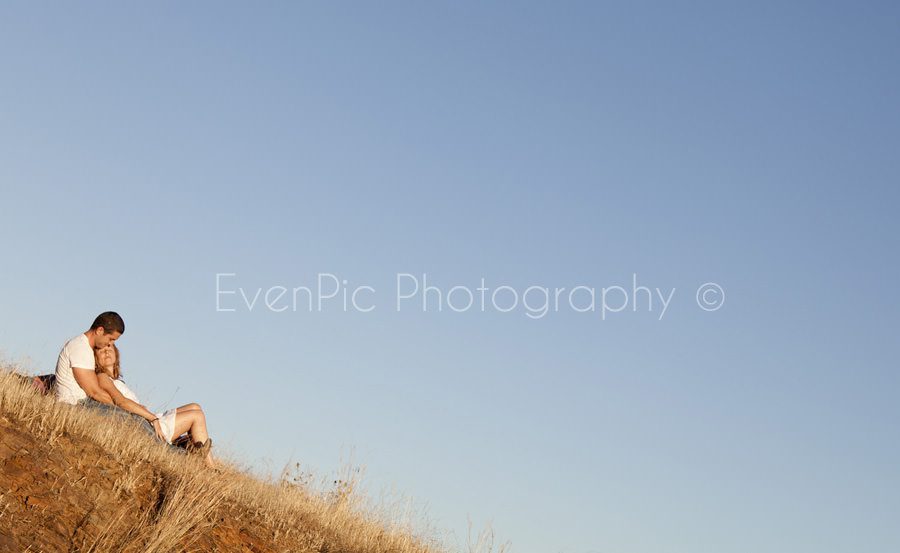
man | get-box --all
[54,311,125,405]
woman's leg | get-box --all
[176,403,203,415]
[172,404,209,444]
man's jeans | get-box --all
[77,398,156,439]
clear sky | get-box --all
[1,2,899,552]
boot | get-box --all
[189,438,213,457]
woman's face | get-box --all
[96,345,116,372]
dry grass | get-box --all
[0,362,510,553]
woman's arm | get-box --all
[96,373,157,422]
[96,374,165,440]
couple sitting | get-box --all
[53,311,213,464]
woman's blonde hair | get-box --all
[94,344,121,380]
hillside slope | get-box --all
[0,367,439,553]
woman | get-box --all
[94,344,214,464]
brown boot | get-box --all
[188,438,213,464]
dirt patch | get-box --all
[0,416,274,552]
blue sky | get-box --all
[1,2,899,552]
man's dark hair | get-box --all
[90,311,125,334]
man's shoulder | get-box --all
[62,334,89,351]
[59,334,94,371]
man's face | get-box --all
[95,328,122,349]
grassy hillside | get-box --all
[0,365,502,552]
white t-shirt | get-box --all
[54,334,95,405]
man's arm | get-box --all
[72,368,114,404]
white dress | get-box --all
[112,379,178,444]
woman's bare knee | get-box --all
[176,403,203,415]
